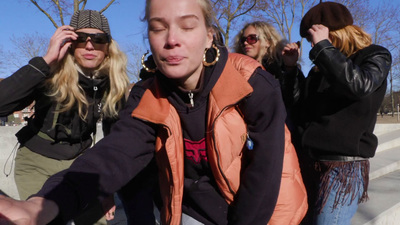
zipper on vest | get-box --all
[211,104,237,195]
[188,91,194,107]
[210,93,252,196]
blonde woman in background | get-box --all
[234,21,304,132]
[0,10,129,224]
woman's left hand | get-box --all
[308,24,330,46]
[282,42,300,68]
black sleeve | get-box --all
[310,40,392,100]
[35,84,157,222]
[228,68,286,225]
[0,57,50,116]
[280,67,305,110]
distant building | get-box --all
[12,102,35,125]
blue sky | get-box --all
[0,0,148,78]
[2,1,391,80]
[0,1,314,79]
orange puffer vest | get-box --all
[131,53,307,225]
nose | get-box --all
[84,37,95,50]
[164,29,180,49]
[241,39,249,47]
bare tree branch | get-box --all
[29,0,59,28]
[78,0,88,11]
[211,0,259,46]
[125,43,146,82]
[7,32,49,70]
[27,0,117,28]
[100,0,116,13]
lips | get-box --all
[164,56,184,64]
[83,54,96,60]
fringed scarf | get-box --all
[315,160,369,213]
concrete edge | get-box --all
[370,161,400,180]
[362,202,400,225]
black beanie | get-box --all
[300,2,353,37]
[70,10,111,36]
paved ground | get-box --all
[376,114,400,124]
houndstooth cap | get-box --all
[70,10,111,35]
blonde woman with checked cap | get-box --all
[0,9,129,225]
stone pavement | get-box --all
[0,125,22,199]
[351,122,400,225]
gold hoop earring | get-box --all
[203,44,220,67]
[141,50,157,73]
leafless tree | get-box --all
[359,0,400,114]
[6,32,49,72]
[248,0,317,65]
[27,0,116,28]
[211,0,260,47]
[334,0,370,28]
[124,43,146,82]
[255,0,317,43]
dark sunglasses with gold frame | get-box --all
[240,34,259,45]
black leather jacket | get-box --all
[0,57,119,159]
[263,60,305,132]
[293,40,392,158]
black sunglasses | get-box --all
[240,34,259,45]
[75,32,111,44]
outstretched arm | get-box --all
[0,196,58,225]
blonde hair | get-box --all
[329,25,372,57]
[234,21,287,65]
[144,0,215,29]
[46,40,129,120]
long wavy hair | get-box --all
[329,25,372,57]
[234,21,287,66]
[46,40,129,120]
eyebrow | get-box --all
[149,14,200,23]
